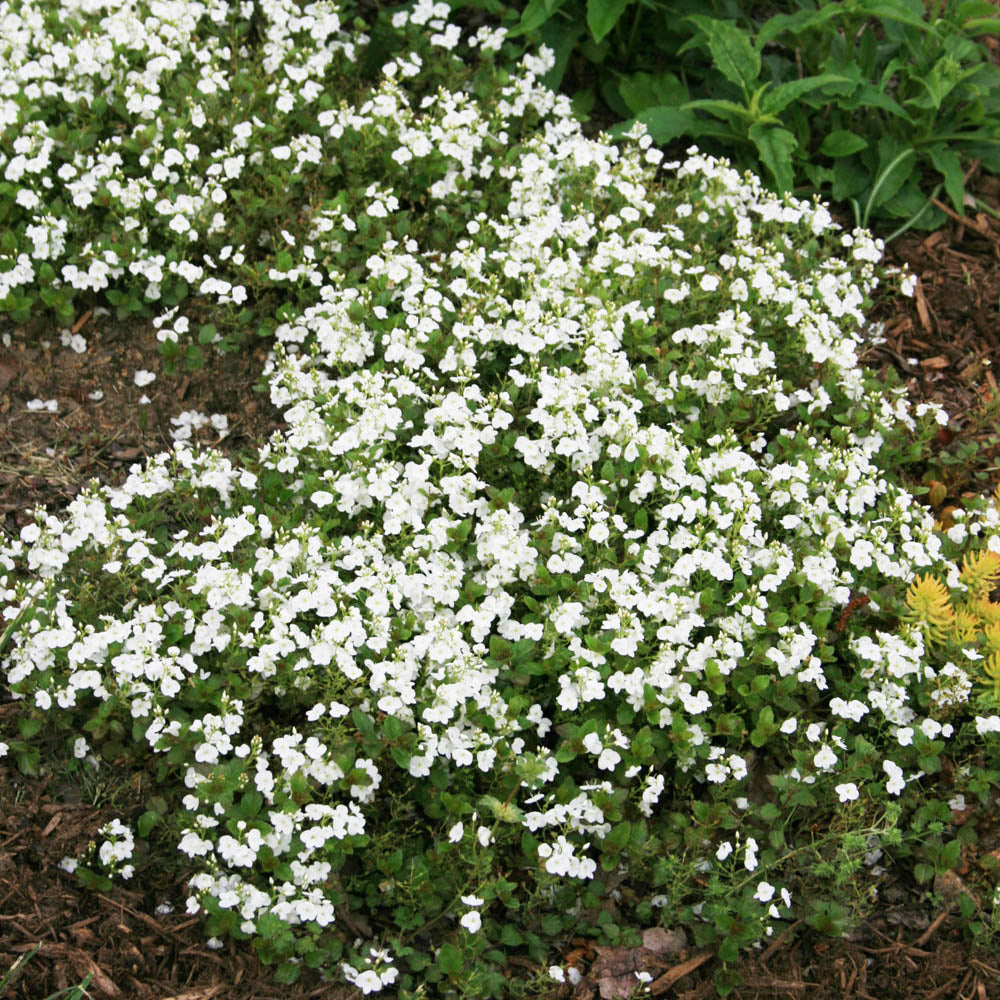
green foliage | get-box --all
[461,0,1000,234]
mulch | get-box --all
[3,150,1000,1000]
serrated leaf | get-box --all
[749,123,797,192]
[762,73,852,114]
[686,16,760,94]
[863,1,936,33]
[438,942,464,975]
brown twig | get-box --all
[648,950,713,995]
[914,908,951,948]
[930,196,989,235]
[759,919,804,966]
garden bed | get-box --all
[3,1,1000,998]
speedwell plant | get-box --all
[3,0,1000,997]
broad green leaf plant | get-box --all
[4,0,1000,997]
[461,0,1000,237]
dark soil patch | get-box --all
[0,312,283,537]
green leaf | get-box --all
[686,16,760,94]
[18,716,42,740]
[756,5,843,48]
[438,942,464,975]
[962,14,1000,35]
[865,139,916,220]
[819,130,869,157]
[862,1,936,34]
[137,810,161,837]
[539,19,584,91]
[749,124,797,192]
[184,344,205,371]
[587,0,630,44]
[681,98,754,123]
[608,107,700,144]
[604,821,631,853]
[274,960,302,984]
[910,63,954,111]
[618,71,688,114]
[508,0,553,37]
[500,924,523,946]
[928,145,966,216]
[762,73,852,114]
[489,635,513,661]
[841,84,914,122]
[241,789,264,817]
[832,155,870,201]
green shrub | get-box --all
[458,0,1000,235]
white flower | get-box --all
[448,822,464,843]
[460,910,482,933]
[134,369,156,387]
[835,782,859,803]
[753,881,775,903]
[883,760,906,796]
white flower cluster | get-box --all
[3,0,1000,984]
[341,946,399,995]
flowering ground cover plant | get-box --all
[5,0,1000,997]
